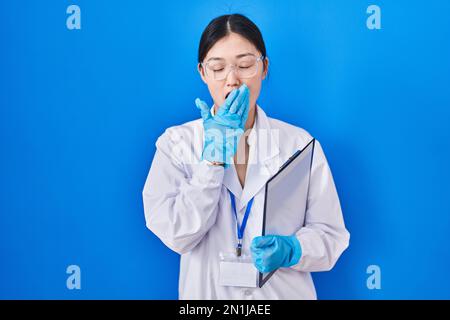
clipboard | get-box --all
[258,138,315,288]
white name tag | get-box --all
[219,261,258,288]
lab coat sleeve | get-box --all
[291,140,350,272]
[142,129,224,255]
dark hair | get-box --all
[198,14,267,64]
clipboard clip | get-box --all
[279,149,302,171]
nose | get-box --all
[225,66,241,87]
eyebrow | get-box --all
[205,53,255,62]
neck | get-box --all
[245,105,256,131]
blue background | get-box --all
[1,0,449,299]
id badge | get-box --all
[219,252,258,288]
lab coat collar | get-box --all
[219,105,281,211]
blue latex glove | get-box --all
[251,235,302,273]
[195,84,250,167]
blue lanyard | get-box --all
[228,190,254,256]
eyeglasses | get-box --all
[201,54,264,81]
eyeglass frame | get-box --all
[200,54,266,81]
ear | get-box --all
[198,63,208,84]
[262,57,269,80]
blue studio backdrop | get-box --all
[1,0,449,299]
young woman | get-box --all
[143,14,349,299]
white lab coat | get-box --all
[142,105,349,299]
